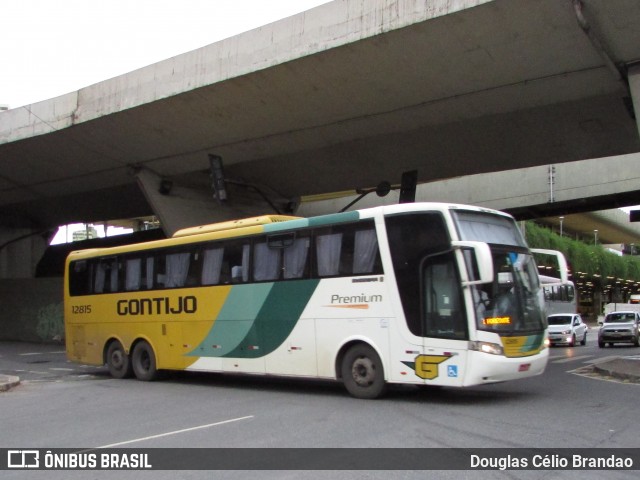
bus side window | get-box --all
[220,240,250,284]
[254,240,282,281]
[69,260,91,296]
[314,221,380,278]
[165,252,190,288]
[95,258,119,293]
[144,257,155,289]
[353,228,379,274]
[125,258,142,291]
[283,236,310,279]
[316,232,343,277]
[202,247,224,285]
[385,212,450,336]
[422,251,467,340]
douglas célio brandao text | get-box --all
[470,453,634,470]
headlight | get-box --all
[561,329,571,335]
[469,341,504,356]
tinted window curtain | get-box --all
[353,229,378,274]
[317,233,342,276]
[202,248,224,285]
[165,253,190,288]
[254,243,281,281]
[283,237,310,279]
[241,244,250,282]
[145,258,154,289]
[94,263,106,293]
[109,260,118,292]
[125,258,141,291]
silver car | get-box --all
[547,313,587,347]
[598,311,640,348]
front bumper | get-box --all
[599,331,635,343]
[548,333,574,345]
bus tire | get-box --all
[131,341,158,381]
[106,341,132,379]
[341,344,387,399]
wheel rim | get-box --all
[351,356,376,387]
[111,350,125,370]
[139,350,151,372]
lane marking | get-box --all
[98,415,254,448]
[18,351,66,356]
[551,355,593,364]
[583,355,623,364]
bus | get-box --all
[531,248,575,315]
[539,275,577,315]
[64,203,550,399]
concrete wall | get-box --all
[0,278,64,343]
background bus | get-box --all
[539,275,577,315]
[65,203,551,398]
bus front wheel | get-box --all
[131,341,158,381]
[341,344,387,399]
[106,341,132,379]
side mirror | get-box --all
[452,241,493,286]
[530,248,569,283]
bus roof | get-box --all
[172,215,301,238]
[65,203,512,262]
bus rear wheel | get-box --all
[131,341,158,381]
[106,341,132,379]
[341,344,387,399]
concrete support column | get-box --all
[629,63,640,138]
[135,169,279,236]
[0,227,49,279]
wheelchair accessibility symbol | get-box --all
[447,365,458,378]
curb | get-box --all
[0,374,20,392]
[591,357,640,383]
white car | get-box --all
[547,313,588,347]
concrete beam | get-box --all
[298,152,640,212]
[295,152,640,243]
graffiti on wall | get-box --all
[35,303,64,342]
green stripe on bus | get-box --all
[224,279,320,359]
[263,211,361,233]
[264,218,309,232]
[186,283,273,357]
[307,211,360,227]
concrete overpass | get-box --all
[1,0,640,272]
[296,152,640,244]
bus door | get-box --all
[418,250,469,386]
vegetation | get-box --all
[524,221,640,284]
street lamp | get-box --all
[559,216,564,237]
[594,229,598,245]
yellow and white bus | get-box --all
[65,203,549,398]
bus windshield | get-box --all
[453,210,544,334]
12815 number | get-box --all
[71,305,92,314]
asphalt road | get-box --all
[1,335,639,480]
